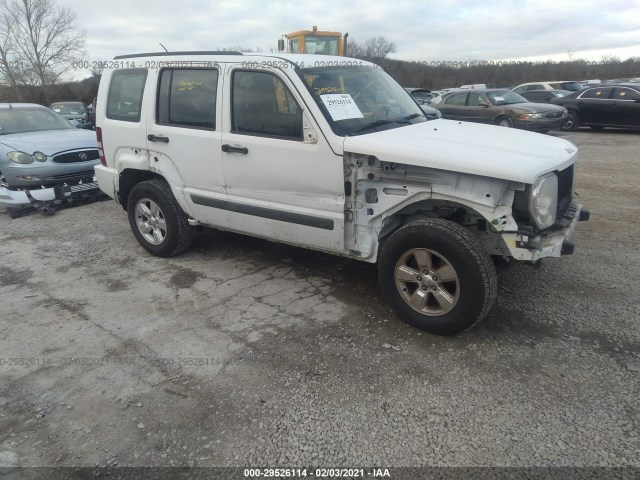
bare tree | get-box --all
[346,38,365,59]
[0,0,86,103]
[364,36,396,63]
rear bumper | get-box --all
[94,165,118,200]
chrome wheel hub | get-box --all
[135,198,167,245]
[394,248,460,316]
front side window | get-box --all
[232,70,302,140]
[106,69,147,122]
[157,68,218,129]
[467,92,489,106]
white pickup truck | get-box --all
[94,52,588,335]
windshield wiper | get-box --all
[351,113,426,135]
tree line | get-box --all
[0,0,85,104]
[1,4,639,105]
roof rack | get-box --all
[113,51,243,60]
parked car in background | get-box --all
[431,89,568,133]
[50,101,93,129]
[513,81,583,95]
[404,88,434,104]
[87,97,97,128]
[520,89,571,103]
[418,103,442,120]
[0,103,99,213]
[551,83,640,131]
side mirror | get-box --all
[277,39,285,52]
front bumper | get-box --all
[502,201,588,261]
[514,115,567,132]
[0,177,101,216]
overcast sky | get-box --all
[60,0,640,65]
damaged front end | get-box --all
[0,175,103,218]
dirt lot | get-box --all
[0,129,639,473]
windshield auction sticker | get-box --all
[320,94,364,121]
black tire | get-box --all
[378,218,497,335]
[127,179,194,257]
[496,116,514,128]
[562,110,579,131]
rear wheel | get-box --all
[378,218,497,335]
[127,179,194,257]
[562,110,579,131]
[496,116,514,128]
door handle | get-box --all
[147,134,169,143]
[222,144,248,154]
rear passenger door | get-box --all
[610,87,640,126]
[146,66,227,226]
[218,66,345,252]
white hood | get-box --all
[343,119,577,184]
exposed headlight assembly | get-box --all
[7,151,34,164]
[529,173,558,230]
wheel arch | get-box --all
[377,199,489,254]
[118,169,167,211]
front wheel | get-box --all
[496,116,514,128]
[127,179,194,257]
[378,219,497,335]
[562,110,579,131]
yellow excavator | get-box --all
[278,26,348,56]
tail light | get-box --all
[96,127,106,166]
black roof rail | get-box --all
[113,51,244,60]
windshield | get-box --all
[304,36,340,55]
[486,90,528,105]
[299,66,425,136]
[50,102,87,115]
[0,107,74,135]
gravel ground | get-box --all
[0,129,638,473]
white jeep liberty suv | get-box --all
[95,51,589,335]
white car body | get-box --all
[93,52,590,334]
[513,81,583,95]
[95,53,585,263]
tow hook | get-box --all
[579,208,590,222]
[561,240,575,256]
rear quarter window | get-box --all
[106,69,147,122]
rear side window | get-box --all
[157,68,218,129]
[445,93,467,105]
[613,87,640,100]
[106,69,147,122]
[581,87,612,99]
